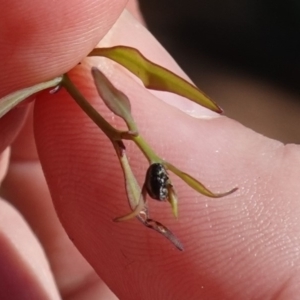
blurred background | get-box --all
[138,0,300,143]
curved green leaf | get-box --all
[165,162,238,198]
[89,46,222,113]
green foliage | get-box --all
[89,46,222,113]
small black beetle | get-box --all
[145,163,170,201]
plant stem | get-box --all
[62,74,122,141]
[131,135,161,164]
[62,73,163,165]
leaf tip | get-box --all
[216,105,224,114]
[168,187,178,219]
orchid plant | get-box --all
[0,45,237,250]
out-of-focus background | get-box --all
[138,0,300,143]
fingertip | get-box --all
[0,0,127,95]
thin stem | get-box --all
[131,135,161,164]
[62,74,122,141]
[62,74,162,165]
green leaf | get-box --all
[113,141,147,222]
[165,162,238,198]
[0,77,62,119]
[89,46,222,113]
[167,186,179,219]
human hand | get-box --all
[1,1,300,299]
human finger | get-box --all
[34,11,300,300]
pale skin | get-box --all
[0,0,300,299]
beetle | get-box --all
[145,163,170,201]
